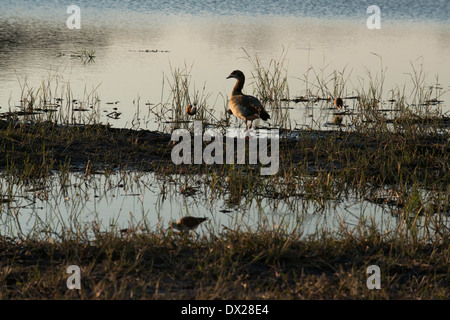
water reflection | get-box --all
[2,170,443,239]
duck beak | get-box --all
[226,74,233,79]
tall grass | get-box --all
[242,47,291,129]
[10,68,102,125]
[145,62,228,133]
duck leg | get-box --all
[244,119,250,140]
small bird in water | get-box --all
[334,97,344,111]
[186,103,197,116]
[226,70,270,129]
[169,216,208,232]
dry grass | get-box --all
[0,225,448,299]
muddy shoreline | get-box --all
[1,119,448,181]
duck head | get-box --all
[226,70,245,80]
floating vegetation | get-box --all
[134,49,170,53]
[56,48,96,64]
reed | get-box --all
[242,47,291,130]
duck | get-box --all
[186,103,197,116]
[226,70,270,129]
[169,216,208,232]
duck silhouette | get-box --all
[226,70,270,129]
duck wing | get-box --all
[244,95,270,120]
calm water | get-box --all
[0,171,408,238]
[1,0,449,128]
[1,1,449,236]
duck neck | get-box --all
[231,77,245,96]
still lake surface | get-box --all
[0,0,449,236]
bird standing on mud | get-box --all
[169,216,208,233]
[226,70,270,129]
[186,103,197,116]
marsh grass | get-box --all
[0,220,448,299]
[1,57,448,215]
[0,53,449,299]
[146,63,224,133]
[6,69,102,126]
[242,47,291,130]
